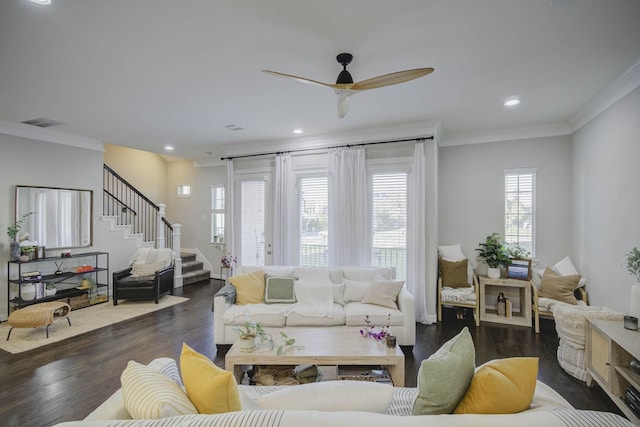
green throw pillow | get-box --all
[264,275,297,304]
[412,326,475,415]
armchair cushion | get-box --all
[438,244,474,285]
[131,261,166,278]
[539,268,580,305]
[439,259,469,288]
[552,256,587,288]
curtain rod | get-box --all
[220,135,434,161]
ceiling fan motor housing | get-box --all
[336,53,354,84]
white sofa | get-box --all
[52,357,635,427]
[213,265,416,346]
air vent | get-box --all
[21,117,64,128]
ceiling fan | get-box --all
[262,53,434,118]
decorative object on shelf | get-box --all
[624,315,638,331]
[359,314,391,342]
[7,211,35,261]
[45,283,57,297]
[626,247,640,319]
[21,282,36,301]
[232,318,296,355]
[221,253,237,276]
[476,233,512,279]
[20,245,36,261]
[385,334,397,348]
[54,261,64,275]
[497,292,506,317]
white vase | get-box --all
[45,288,57,297]
[21,283,36,301]
[487,267,501,279]
[239,337,256,352]
[630,282,640,319]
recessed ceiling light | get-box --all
[164,145,174,151]
[293,129,303,134]
[30,0,52,4]
[504,97,521,107]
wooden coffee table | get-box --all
[224,328,405,386]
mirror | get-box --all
[15,186,93,250]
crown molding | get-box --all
[440,123,573,147]
[0,120,103,151]
[219,120,439,158]
[571,57,640,132]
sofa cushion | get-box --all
[361,279,404,309]
[264,275,297,304]
[343,278,371,303]
[180,343,241,414]
[539,268,580,305]
[229,270,265,305]
[413,326,475,415]
[258,380,394,413]
[455,357,538,414]
[344,302,404,326]
[120,360,197,419]
[286,304,346,326]
[222,303,287,327]
[332,282,346,305]
[342,267,393,282]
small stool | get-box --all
[7,301,72,340]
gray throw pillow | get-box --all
[412,326,475,415]
[264,275,296,304]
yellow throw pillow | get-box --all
[454,357,538,414]
[228,270,265,305]
[180,343,241,414]
[538,268,580,304]
[120,361,197,419]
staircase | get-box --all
[181,252,211,285]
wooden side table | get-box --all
[479,276,532,327]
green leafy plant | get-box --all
[7,211,35,240]
[20,245,35,254]
[626,247,640,282]
[233,319,296,355]
[45,283,56,290]
[476,233,512,268]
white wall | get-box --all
[439,135,573,269]
[572,86,640,312]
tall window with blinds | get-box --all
[504,169,536,256]
[210,185,225,244]
[240,180,266,266]
[299,176,328,266]
[371,173,407,280]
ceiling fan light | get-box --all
[336,70,353,85]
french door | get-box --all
[235,173,272,266]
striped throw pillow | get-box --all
[121,360,198,419]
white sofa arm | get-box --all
[397,287,415,346]
[213,295,231,345]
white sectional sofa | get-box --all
[213,265,416,346]
[52,357,635,427]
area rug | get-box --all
[0,295,188,354]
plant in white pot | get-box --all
[476,233,512,279]
[233,320,270,352]
[626,247,640,318]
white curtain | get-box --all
[273,154,294,265]
[224,159,236,260]
[328,147,370,267]
[407,142,432,324]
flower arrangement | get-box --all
[7,212,35,241]
[360,314,391,341]
[221,253,237,268]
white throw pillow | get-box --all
[332,282,345,305]
[361,279,405,309]
[121,361,197,419]
[552,256,587,288]
[258,380,394,413]
[343,278,371,303]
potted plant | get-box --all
[626,247,640,318]
[7,212,35,261]
[476,233,512,279]
[45,283,57,297]
[233,320,270,352]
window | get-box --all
[504,169,536,256]
[177,185,191,197]
[371,173,407,280]
[240,180,266,266]
[211,185,225,244]
[299,176,328,266]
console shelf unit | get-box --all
[7,251,109,314]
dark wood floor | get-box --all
[0,279,621,427]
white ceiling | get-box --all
[1,0,640,160]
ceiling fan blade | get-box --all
[262,70,339,89]
[351,67,434,91]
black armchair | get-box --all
[112,248,176,305]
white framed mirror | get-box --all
[15,185,93,250]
